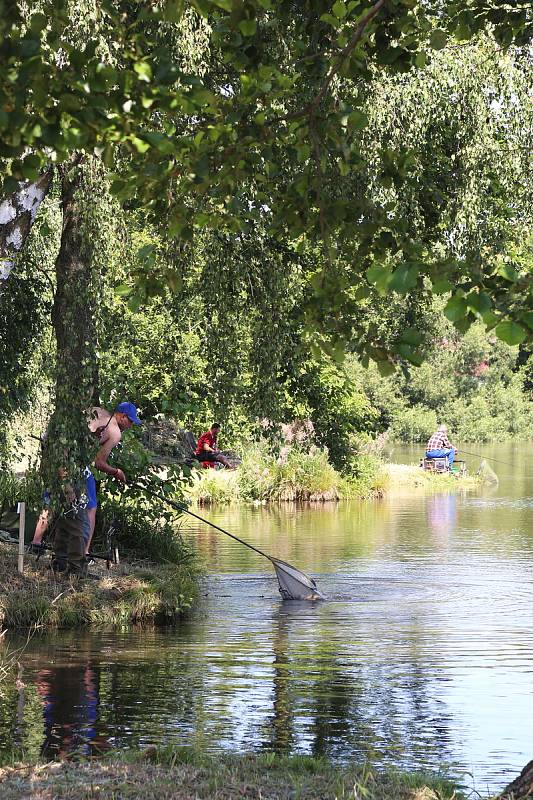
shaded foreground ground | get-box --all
[0,542,198,628]
[0,750,465,800]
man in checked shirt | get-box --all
[426,424,458,471]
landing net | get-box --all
[477,458,499,485]
[272,558,325,600]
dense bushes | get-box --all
[345,321,532,445]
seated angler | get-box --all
[425,424,458,471]
[194,422,235,469]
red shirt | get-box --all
[195,430,217,455]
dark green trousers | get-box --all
[52,509,87,574]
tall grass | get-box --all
[95,494,195,565]
[187,442,380,504]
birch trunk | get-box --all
[0,170,53,291]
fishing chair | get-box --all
[423,457,449,473]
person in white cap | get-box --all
[425,424,457,471]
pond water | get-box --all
[2,442,533,793]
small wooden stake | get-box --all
[17,501,25,574]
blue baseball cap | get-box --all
[115,401,141,425]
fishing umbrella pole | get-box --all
[136,485,325,601]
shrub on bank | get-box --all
[187,441,387,504]
[95,493,194,565]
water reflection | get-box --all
[37,660,103,759]
[1,442,532,793]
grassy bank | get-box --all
[187,449,478,506]
[0,748,465,800]
[0,542,198,630]
[379,463,480,493]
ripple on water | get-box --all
[465,496,533,509]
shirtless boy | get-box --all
[31,402,141,564]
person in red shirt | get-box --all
[195,423,234,469]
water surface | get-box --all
[2,442,532,793]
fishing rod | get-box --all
[459,449,519,468]
[37,540,117,565]
[136,484,274,562]
[0,535,118,566]
[134,483,325,600]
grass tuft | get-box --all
[0,748,466,799]
[0,542,199,630]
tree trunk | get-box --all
[0,170,53,291]
[42,156,101,498]
[500,760,533,799]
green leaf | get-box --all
[115,284,132,297]
[30,13,48,33]
[2,177,19,195]
[482,310,499,330]
[466,291,491,314]
[430,29,448,50]
[432,279,453,294]
[109,179,126,196]
[21,154,42,179]
[348,110,368,130]
[166,272,183,293]
[520,311,533,331]
[127,295,142,312]
[319,13,341,28]
[130,136,150,154]
[138,244,155,259]
[444,296,468,322]
[332,340,345,363]
[376,358,396,376]
[397,343,423,366]
[455,21,473,41]
[388,263,418,293]
[332,1,348,19]
[495,321,527,346]
[454,316,472,334]
[163,1,185,21]
[133,61,153,82]
[497,261,519,282]
[190,0,211,16]
[401,327,423,346]
[239,19,257,36]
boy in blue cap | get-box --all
[31,402,141,569]
[84,401,142,553]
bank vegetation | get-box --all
[0,542,198,631]
[0,748,464,800]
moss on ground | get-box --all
[0,749,465,800]
[0,543,199,629]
